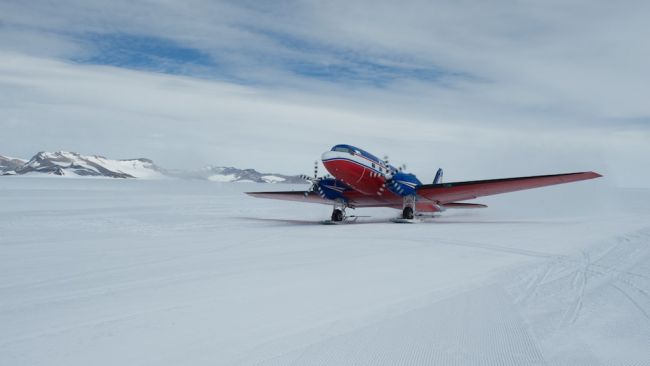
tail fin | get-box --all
[433,168,443,184]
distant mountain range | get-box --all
[1,151,166,179]
[0,151,305,183]
[168,166,305,184]
[0,155,26,172]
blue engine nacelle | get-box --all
[386,172,422,196]
[315,178,349,201]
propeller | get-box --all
[382,155,397,179]
[299,161,319,181]
[300,161,321,197]
[381,161,409,195]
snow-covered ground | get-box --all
[1,177,648,366]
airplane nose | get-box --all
[321,150,342,176]
[321,150,338,161]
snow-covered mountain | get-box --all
[1,151,305,183]
[177,166,306,184]
[5,151,166,179]
[0,155,27,174]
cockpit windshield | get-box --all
[330,144,382,163]
[332,146,352,153]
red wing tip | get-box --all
[584,171,603,178]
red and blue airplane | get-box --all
[247,144,602,222]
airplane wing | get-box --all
[245,190,390,208]
[247,172,601,208]
[416,171,602,204]
[246,191,332,205]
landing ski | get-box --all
[320,220,345,225]
[320,216,365,225]
[390,218,422,224]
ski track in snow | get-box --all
[256,286,545,366]
[1,178,649,366]
[504,228,650,365]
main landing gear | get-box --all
[402,195,416,219]
[402,206,414,220]
[331,209,344,222]
[323,197,422,224]
[391,195,419,223]
[327,199,347,223]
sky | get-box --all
[1,0,649,186]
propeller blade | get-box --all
[304,180,317,196]
[301,160,322,196]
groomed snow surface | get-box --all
[1,178,649,366]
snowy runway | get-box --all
[1,178,649,365]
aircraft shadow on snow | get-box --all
[237,216,556,226]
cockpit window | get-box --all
[333,146,352,153]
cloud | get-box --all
[0,1,649,186]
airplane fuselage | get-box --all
[321,144,422,198]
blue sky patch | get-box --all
[73,33,218,76]
[70,30,467,87]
